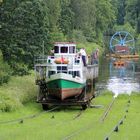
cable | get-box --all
[0,106,59,125]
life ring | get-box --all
[54,57,69,64]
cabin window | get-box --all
[57,66,67,73]
[75,59,80,64]
[50,56,54,59]
[68,71,73,75]
[69,46,75,53]
[74,71,80,77]
[48,59,51,63]
[48,71,56,77]
[54,46,59,53]
[60,47,68,53]
[69,71,80,77]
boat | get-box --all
[106,53,139,59]
[108,31,139,59]
[35,42,98,102]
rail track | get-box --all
[62,96,130,140]
[100,98,116,122]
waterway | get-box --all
[96,56,140,96]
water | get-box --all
[96,57,140,96]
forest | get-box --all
[0,0,140,84]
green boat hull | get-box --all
[47,79,85,100]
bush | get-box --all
[70,30,87,43]
[0,73,38,112]
[0,92,22,112]
[113,23,136,35]
[77,42,102,54]
[11,63,29,76]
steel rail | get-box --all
[62,96,129,140]
[100,98,116,122]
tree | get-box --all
[46,0,61,31]
[115,0,126,25]
[95,0,116,43]
[69,0,97,42]
[0,0,49,74]
[59,0,74,36]
[45,0,67,45]
[125,0,140,33]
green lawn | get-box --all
[0,93,140,140]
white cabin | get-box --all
[35,42,98,84]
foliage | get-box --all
[77,42,102,54]
[0,50,11,85]
[136,34,140,52]
[0,73,37,112]
[113,0,126,25]
[70,30,87,43]
[48,29,67,46]
[11,63,29,76]
[0,92,22,112]
[113,22,136,35]
[112,0,140,34]
[59,0,74,36]
[125,0,140,33]
[46,0,61,31]
[46,0,68,47]
[0,0,49,74]
[0,0,140,78]
[95,0,116,37]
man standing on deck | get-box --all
[91,48,99,64]
[80,48,87,66]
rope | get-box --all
[0,106,59,125]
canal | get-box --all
[96,56,140,96]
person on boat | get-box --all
[91,48,99,64]
[50,48,54,55]
[79,48,87,66]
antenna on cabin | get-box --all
[42,41,45,63]
[42,41,45,56]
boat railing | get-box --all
[34,55,99,84]
[34,55,52,64]
[86,64,99,79]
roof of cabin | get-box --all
[54,42,76,45]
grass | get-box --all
[0,72,38,111]
[110,94,140,140]
[0,92,140,140]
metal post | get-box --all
[42,41,45,63]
